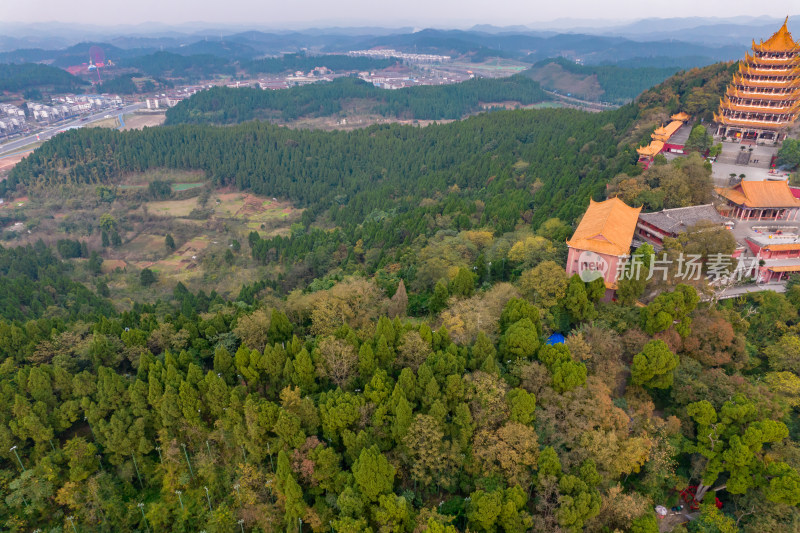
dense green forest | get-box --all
[245,53,396,74]
[0,63,88,93]
[0,242,114,321]
[6,101,638,288]
[528,58,679,104]
[97,73,169,95]
[163,75,548,122]
[123,51,236,80]
[2,230,800,532]
[4,62,799,532]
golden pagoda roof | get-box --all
[637,140,664,157]
[745,51,800,66]
[714,113,793,130]
[738,62,800,76]
[734,73,800,87]
[670,112,690,122]
[726,85,800,100]
[753,18,800,53]
[719,96,800,114]
[567,197,642,256]
[716,180,800,209]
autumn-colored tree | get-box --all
[396,331,432,371]
[519,261,568,310]
[316,337,358,388]
[388,279,408,318]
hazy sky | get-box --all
[6,0,800,28]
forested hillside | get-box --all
[2,240,800,532]
[123,51,236,80]
[0,242,113,321]
[4,63,800,533]
[6,103,638,288]
[636,61,737,121]
[0,62,88,93]
[525,58,679,103]
[163,75,549,122]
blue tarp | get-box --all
[546,333,566,345]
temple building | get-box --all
[636,112,691,167]
[636,204,729,248]
[566,198,642,298]
[714,18,800,142]
[715,180,800,220]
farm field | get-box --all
[0,170,302,303]
[0,149,34,174]
[121,112,166,130]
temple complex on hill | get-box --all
[714,17,800,142]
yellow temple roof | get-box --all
[719,97,800,114]
[727,86,800,100]
[716,180,800,209]
[670,112,690,122]
[739,62,800,76]
[637,140,664,157]
[651,120,683,142]
[753,17,799,53]
[567,198,642,256]
[734,73,800,87]
[714,114,794,129]
[745,51,800,66]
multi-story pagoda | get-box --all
[714,17,800,142]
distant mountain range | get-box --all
[0,16,796,71]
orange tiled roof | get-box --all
[714,113,794,129]
[768,265,800,272]
[745,51,800,67]
[738,62,800,76]
[719,97,800,114]
[764,243,800,251]
[727,86,800,100]
[637,140,664,157]
[670,112,690,122]
[716,180,800,208]
[754,18,800,53]
[736,74,800,87]
[567,198,642,256]
[651,120,684,142]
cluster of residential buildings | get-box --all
[253,64,472,92]
[27,94,124,123]
[348,49,452,64]
[566,179,800,299]
[0,104,27,135]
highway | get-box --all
[0,102,144,156]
